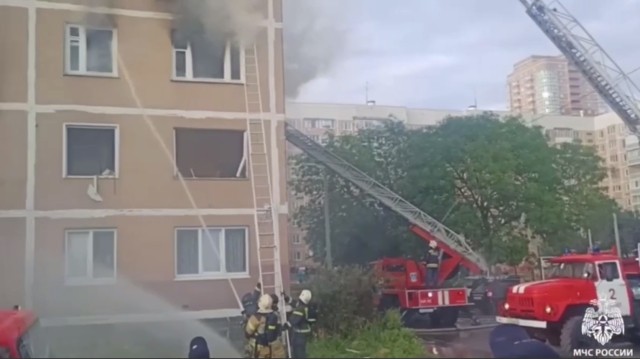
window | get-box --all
[294,251,302,261]
[65,229,116,284]
[174,128,246,179]
[597,262,620,280]
[64,124,117,177]
[175,227,248,278]
[172,30,243,82]
[65,24,116,76]
[293,234,301,244]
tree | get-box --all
[290,113,615,266]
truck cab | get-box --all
[496,252,640,353]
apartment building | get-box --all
[528,113,631,209]
[625,136,640,211]
[508,55,605,116]
[0,0,288,321]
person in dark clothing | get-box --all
[490,324,560,358]
[424,240,442,288]
[188,336,210,359]
[284,290,315,358]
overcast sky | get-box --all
[283,0,640,111]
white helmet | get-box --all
[258,294,273,312]
[429,240,437,248]
[299,289,312,304]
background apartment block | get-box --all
[0,0,288,320]
[508,55,605,116]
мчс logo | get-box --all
[581,297,625,346]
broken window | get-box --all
[65,125,117,177]
[172,30,242,81]
[65,24,116,75]
[174,128,247,179]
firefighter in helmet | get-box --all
[244,294,286,358]
[284,289,316,358]
[424,240,442,288]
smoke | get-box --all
[169,0,263,45]
[283,0,351,99]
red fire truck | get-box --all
[496,249,640,353]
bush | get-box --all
[308,311,426,358]
[303,265,377,337]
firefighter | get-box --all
[188,336,210,359]
[285,289,316,358]
[241,283,263,325]
[244,294,286,359]
[424,240,442,288]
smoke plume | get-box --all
[169,0,263,45]
[283,0,350,99]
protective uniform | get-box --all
[286,290,316,359]
[244,294,286,359]
[424,240,442,288]
[241,283,263,328]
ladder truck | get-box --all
[497,0,640,353]
[285,123,491,327]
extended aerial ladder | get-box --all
[520,0,640,135]
[284,124,489,282]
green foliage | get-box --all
[304,265,378,337]
[308,311,426,358]
[290,113,619,265]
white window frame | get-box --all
[174,226,250,280]
[172,40,245,83]
[294,251,302,261]
[172,128,247,179]
[64,24,118,77]
[64,229,118,286]
[62,123,119,179]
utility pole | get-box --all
[613,213,622,256]
[587,229,593,249]
[323,170,333,268]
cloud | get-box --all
[285,0,640,110]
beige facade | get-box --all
[0,0,288,321]
[508,55,605,116]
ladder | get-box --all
[284,123,489,273]
[243,43,290,346]
[521,0,640,134]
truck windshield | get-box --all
[548,262,594,279]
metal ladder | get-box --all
[243,43,290,349]
[284,123,489,273]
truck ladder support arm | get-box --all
[521,0,640,134]
[284,123,489,274]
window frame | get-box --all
[171,39,245,84]
[174,226,250,280]
[64,24,118,77]
[62,123,120,179]
[172,128,248,179]
[64,228,118,286]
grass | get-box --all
[308,311,427,358]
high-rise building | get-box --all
[508,55,605,116]
[0,0,287,322]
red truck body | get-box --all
[496,250,640,354]
[0,309,38,358]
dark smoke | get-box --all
[168,0,263,45]
[283,0,350,99]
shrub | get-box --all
[303,265,378,337]
[308,310,426,358]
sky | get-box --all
[282,0,640,111]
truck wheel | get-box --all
[560,316,595,354]
[430,307,459,328]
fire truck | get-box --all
[0,306,50,358]
[496,249,640,352]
